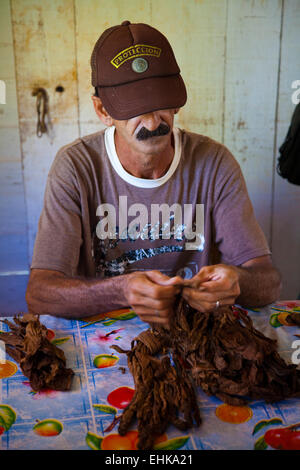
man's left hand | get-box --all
[181,264,241,312]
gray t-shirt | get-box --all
[31,127,271,280]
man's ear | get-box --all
[92,96,114,126]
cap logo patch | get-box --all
[111,44,161,69]
[132,57,148,73]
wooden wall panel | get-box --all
[272,0,300,299]
[223,0,282,241]
[11,0,80,259]
[151,0,227,143]
[0,0,29,314]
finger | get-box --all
[132,305,171,318]
[131,295,176,311]
[182,287,236,305]
[183,264,237,289]
[182,271,240,296]
[197,280,228,290]
[182,267,213,288]
[197,279,240,294]
[181,292,219,312]
[149,284,182,298]
[146,271,184,287]
[135,310,171,325]
[132,280,181,301]
[182,287,220,302]
[181,295,214,312]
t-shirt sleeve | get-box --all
[212,152,271,266]
[31,152,82,276]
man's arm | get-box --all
[181,255,281,311]
[26,268,181,326]
[26,269,129,318]
[234,255,282,308]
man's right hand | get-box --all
[124,270,183,328]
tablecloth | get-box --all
[0,301,299,451]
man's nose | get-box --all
[141,112,161,131]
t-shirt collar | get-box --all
[104,125,182,188]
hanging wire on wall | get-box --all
[32,87,48,137]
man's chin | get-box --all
[138,141,168,156]
[136,135,170,153]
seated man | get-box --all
[26,21,281,327]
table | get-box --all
[0,301,299,450]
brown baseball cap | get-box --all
[91,20,187,120]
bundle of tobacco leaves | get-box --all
[163,299,300,405]
[0,314,74,392]
[113,299,300,449]
[111,329,201,450]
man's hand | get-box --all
[124,270,182,328]
[181,264,241,312]
[26,268,182,323]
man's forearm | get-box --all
[26,271,131,318]
[234,264,282,308]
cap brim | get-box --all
[98,74,187,120]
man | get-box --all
[26,21,281,327]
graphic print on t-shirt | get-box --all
[92,196,205,277]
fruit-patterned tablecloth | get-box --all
[0,301,299,451]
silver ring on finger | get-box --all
[215,300,220,309]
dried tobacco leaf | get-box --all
[165,300,300,405]
[0,314,74,392]
[113,298,300,449]
[111,329,201,450]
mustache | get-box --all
[136,123,170,141]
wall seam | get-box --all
[73,0,81,138]
[9,0,30,271]
[221,0,229,145]
[270,0,284,253]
